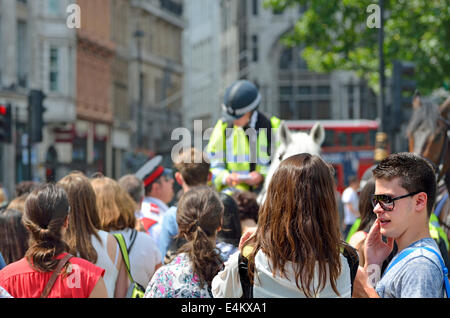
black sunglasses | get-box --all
[371,191,421,211]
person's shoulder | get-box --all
[136,230,158,246]
[398,245,443,277]
[70,255,105,275]
[407,239,444,267]
[342,187,351,194]
[348,231,367,248]
[0,258,31,278]
[165,206,178,218]
[342,187,353,199]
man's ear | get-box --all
[175,172,184,186]
[207,171,213,183]
[415,192,428,213]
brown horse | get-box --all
[407,96,450,248]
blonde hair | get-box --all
[90,176,137,231]
[7,194,28,213]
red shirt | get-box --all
[0,253,105,298]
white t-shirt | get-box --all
[212,250,352,298]
[111,228,162,288]
[341,187,359,225]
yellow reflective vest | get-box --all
[206,115,281,192]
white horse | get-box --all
[258,121,325,204]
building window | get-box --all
[298,86,312,95]
[279,86,293,96]
[17,20,28,88]
[297,101,313,119]
[316,101,331,119]
[279,48,292,70]
[252,35,258,62]
[280,101,293,119]
[317,86,330,95]
[73,137,87,163]
[252,0,258,15]
[279,47,308,70]
[47,0,61,15]
[49,47,59,92]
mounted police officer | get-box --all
[206,80,281,193]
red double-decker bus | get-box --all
[285,119,379,193]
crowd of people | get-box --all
[0,80,449,299]
[0,149,448,298]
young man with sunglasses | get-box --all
[354,152,448,298]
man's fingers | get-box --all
[239,227,257,250]
[366,219,381,241]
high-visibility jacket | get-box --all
[429,213,449,251]
[206,113,281,192]
[346,218,361,243]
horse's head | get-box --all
[258,121,325,203]
[274,121,325,164]
[407,96,450,180]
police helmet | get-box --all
[222,80,261,121]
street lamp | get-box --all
[134,29,144,149]
[375,0,388,163]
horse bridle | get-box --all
[435,116,450,182]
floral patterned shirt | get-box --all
[144,253,212,298]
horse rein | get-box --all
[435,116,450,182]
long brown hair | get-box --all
[22,184,70,272]
[57,172,101,263]
[90,176,137,231]
[176,186,224,287]
[0,209,29,264]
[246,153,343,297]
[357,179,377,233]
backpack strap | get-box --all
[382,248,416,278]
[40,253,73,298]
[383,246,450,298]
[420,247,450,298]
[434,192,449,218]
[238,253,253,298]
[127,229,138,255]
[113,233,135,284]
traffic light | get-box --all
[28,89,46,143]
[391,60,416,126]
[0,103,12,143]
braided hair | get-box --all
[176,186,224,288]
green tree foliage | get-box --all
[264,0,450,94]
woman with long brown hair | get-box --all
[0,184,107,298]
[145,186,224,298]
[91,176,162,290]
[0,209,29,265]
[348,179,377,266]
[212,153,356,298]
[58,172,129,298]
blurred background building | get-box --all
[0,0,380,196]
[0,0,185,195]
[236,0,377,121]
